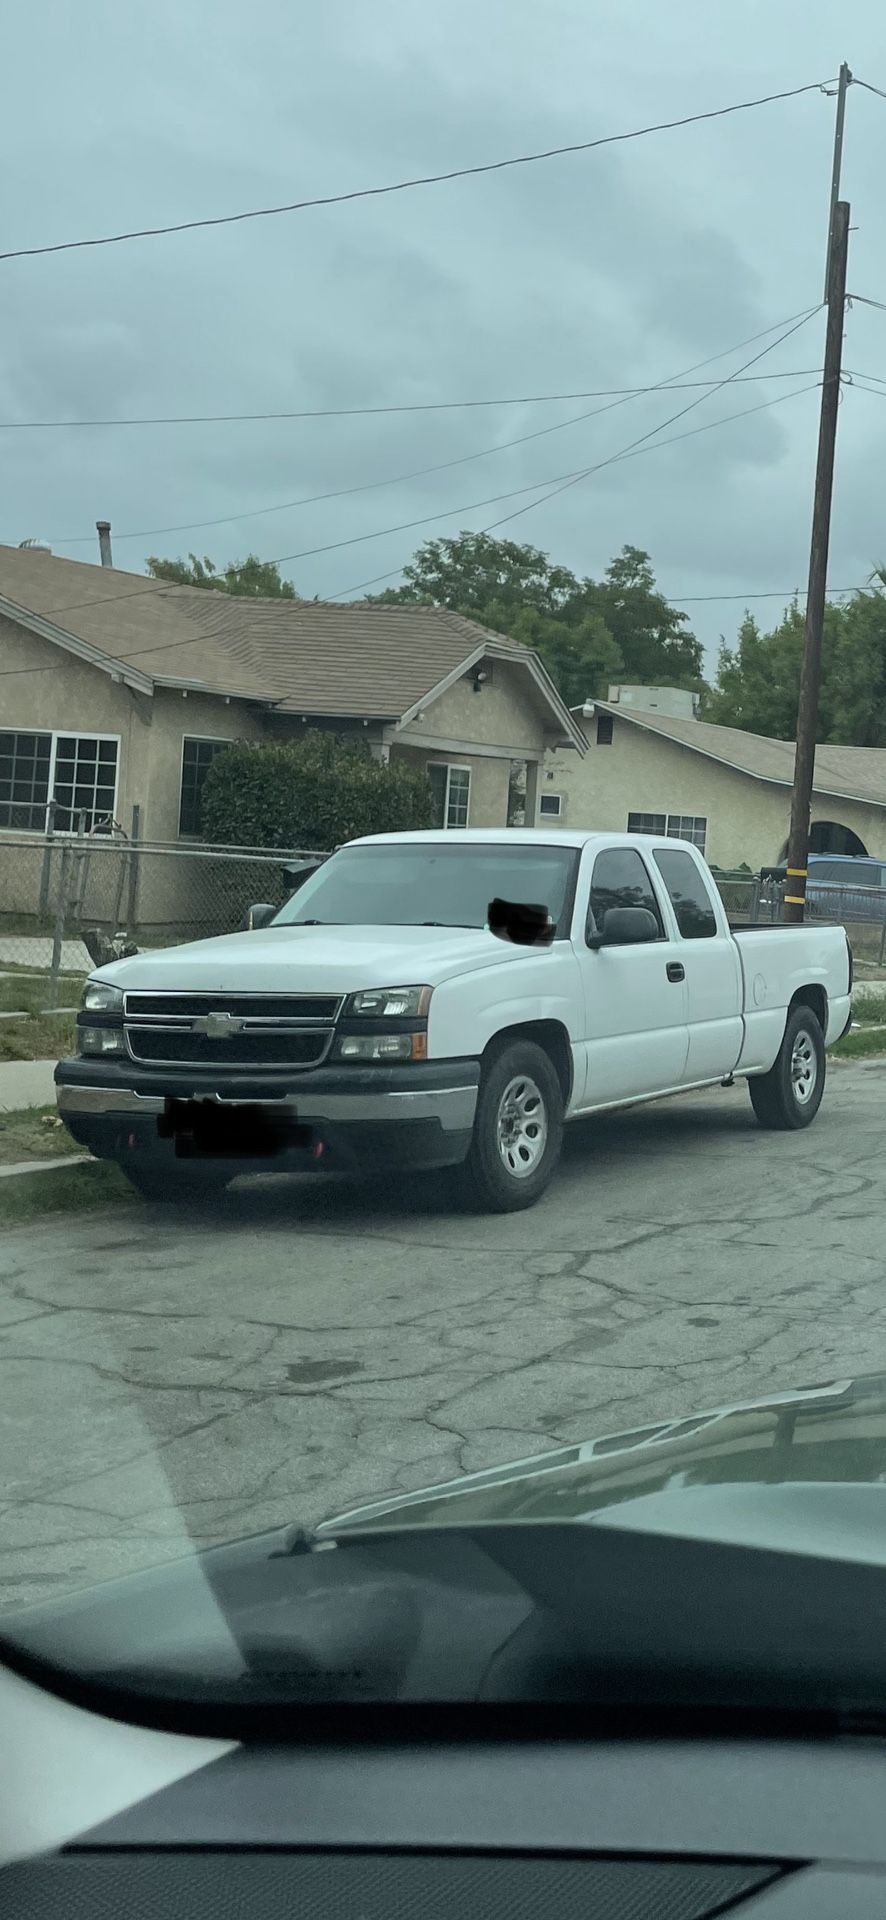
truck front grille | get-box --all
[123,991,342,1071]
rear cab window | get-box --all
[587,846,664,943]
[653,847,718,939]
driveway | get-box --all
[1,1060,884,1609]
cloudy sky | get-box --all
[3,0,886,668]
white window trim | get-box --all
[428,760,472,829]
[178,734,237,841]
[0,727,120,835]
[538,792,563,817]
[627,810,706,852]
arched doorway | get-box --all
[776,821,869,861]
[809,820,869,856]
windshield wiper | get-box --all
[419,921,476,928]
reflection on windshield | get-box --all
[272,842,578,931]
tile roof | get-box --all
[593,701,886,809]
[0,546,573,730]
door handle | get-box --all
[666,961,685,983]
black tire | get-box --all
[115,1152,232,1203]
[459,1039,564,1213]
[748,1003,826,1131]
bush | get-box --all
[200,734,434,849]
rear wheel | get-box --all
[459,1039,564,1212]
[748,1004,825,1131]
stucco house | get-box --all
[542,683,886,870]
[0,543,585,847]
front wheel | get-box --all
[748,1004,826,1131]
[459,1040,564,1212]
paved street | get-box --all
[2,1059,886,1610]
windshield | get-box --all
[1,5,882,1739]
[273,842,578,932]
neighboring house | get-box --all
[0,544,585,851]
[542,683,886,869]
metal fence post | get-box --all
[878,899,886,969]
[38,799,57,920]
[126,803,141,935]
[49,842,73,1005]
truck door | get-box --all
[575,843,689,1109]
[651,845,743,1083]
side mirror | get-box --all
[241,902,277,932]
[487,898,555,947]
[587,905,659,950]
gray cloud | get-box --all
[2,0,886,664]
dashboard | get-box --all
[4,1658,886,1917]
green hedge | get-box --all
[200,734,434,849]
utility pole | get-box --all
[823,64,852,299]
[784,198,849,922]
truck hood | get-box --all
[91,923,537,994]
[319,1370,886,1562]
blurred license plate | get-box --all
[159,1099,307,1158]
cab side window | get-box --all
[653,848,717,938]
[587,847,663,943]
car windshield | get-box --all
[273,842,578,932]
[3,7,885,1742]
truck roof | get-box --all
[351,828,693,853]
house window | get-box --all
[539,792,562,817]
[179,738,230,838]
[627,811,707,852]
[0,731,52,830]
[428,762,471,829]
[666,814,707,851]
[596,713,614,745]
[0,729,118,832]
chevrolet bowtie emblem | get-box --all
[195,1011,245,1039]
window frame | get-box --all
[538,792,563,818]
[0,727,120,835]
[627,811,707,853]
[585,844,665,947]
[427,760,472,829]
[178,735,235,841]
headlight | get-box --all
[334,1033,422,1063]
[79,1025,126,1057]
[82,980,124,1013]
[346,985,432,1018]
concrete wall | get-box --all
[543,712,886,868]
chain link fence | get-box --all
[0,831,329,1004]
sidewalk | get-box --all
[0,1060,59,1112]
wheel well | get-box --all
[789,984,828,1032]
[483,1021,574,1105]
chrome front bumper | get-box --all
[56,1077,478,1133]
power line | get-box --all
[852,76,886,102]
[0,80,835,265]
[0,369,826,436]
[48,310,825,546]
[333,311,823,594]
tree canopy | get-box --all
[704,580,886,746]
[368,533,703,708]
[146,552,297,598]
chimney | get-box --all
[96,520,113,567]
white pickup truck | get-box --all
[56,828,852,1212]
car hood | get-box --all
[90,923,540,994]
[319,1371,886,1561]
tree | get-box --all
[368,532,702,706]
[199,733,433,849]
[146,552,298,598]
[705,586,886,746]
